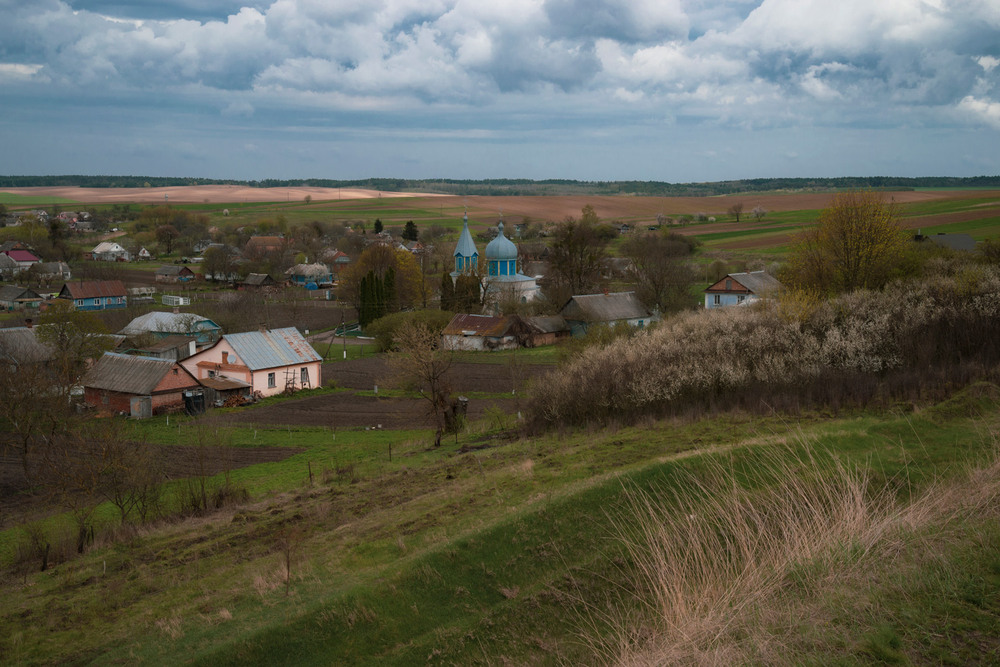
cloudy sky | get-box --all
[1,0,998,182]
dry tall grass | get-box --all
[591,442,1000,665]
[531,268,1000,428]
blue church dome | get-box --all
[484,221,517,260]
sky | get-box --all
[1,0,998,182]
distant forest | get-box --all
[2,174,999,197]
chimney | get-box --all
[222,351,229,364]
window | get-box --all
[208,370,216,378]
[301,368,309,385]
[267,372,276,388]
[713,294,721,305]
[737,295,746,303]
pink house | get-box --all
[181,327,322,398]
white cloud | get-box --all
[958,95,1000,128]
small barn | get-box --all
[704,271,782,309]
[155,265,195,283]
[241,273,278,290]
[560,291,653,336]
[82,352,201,417]
[523,315,571,346]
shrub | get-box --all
[530,270,1000,429]
[367,309,454,351]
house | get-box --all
[285,263,334,288]
[244,235,286,259]
[3,249,41,272]
[34,261,72,282]
[0,254,19,279]
[0,286,44,311]
[137,247,152,261]
[119,310,222,346]
[58,280,128,311]
[440,314,537,351]
[82,352,201,417]
[90,241,131,262]
[181,327,322,398]
[560,291,654,336]
[322,249,352,275]
[241,273,278,289]
[704,271,782,309]
[155,265,196,283]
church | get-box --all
[452,212,540,309]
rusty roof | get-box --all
[59,280,127,300]
[198,375,251,391]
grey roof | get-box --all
[0,286,42,302]
[0,254,18,270]
[35,261,70,276]
[454,213,478,258]
[83,352,195,395]
[560,291,651,323]
[926,233,977,252]
[0,327,52,364]
[120,311,219,336]
[525,315,569,334]
[243,273,275,286]
[224,327,321,371]
[140,335,196,353]
[714,271,783,295]
[155,265,191,276]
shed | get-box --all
[155,265,195,283]
[440,314,535,351]
[0,286,43,311]
[82,352,201,417]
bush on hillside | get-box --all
[529,269,1000,429]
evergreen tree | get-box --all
[402,220,419,241]
[440,271,455,311]
[374,218,384,234]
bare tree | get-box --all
[387,322,454,447]
[623,233,699,314]
[728,202,744,222]
[548,205,610,297]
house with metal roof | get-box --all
[560,291,654,336]
[704,271,782,309]
[57,280,128,310]
[119,310,222,346]
[180,327,322,398]
[82,352,201,417]
[0,253,19,279]
[3,249,41,271]
[90,241,131,262]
